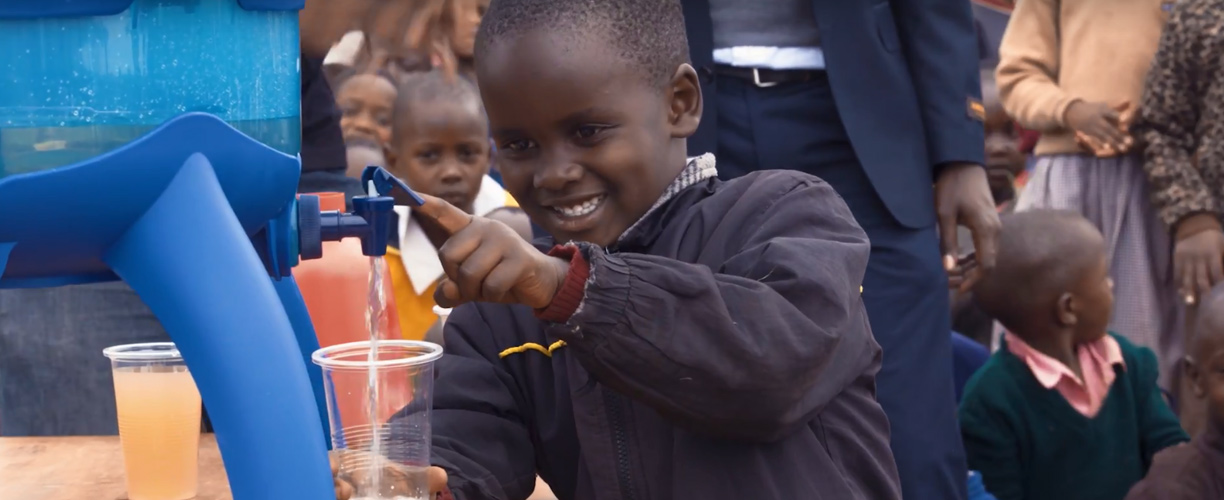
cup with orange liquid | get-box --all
[103,342,202,500]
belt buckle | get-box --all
[751,68,777,88]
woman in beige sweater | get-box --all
[995,0,1181,387]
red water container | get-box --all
[294,192,401,347]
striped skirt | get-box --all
[1010,153,1183,388]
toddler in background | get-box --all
[961,210,1188,500]
[382,70,530,341]
[1127,283,1224,499]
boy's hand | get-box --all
[1064,100,1132,153]
[412,193,570,309]
[331,451,449,500]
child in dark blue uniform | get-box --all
[333,0,899,498]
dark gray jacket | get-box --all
[429,170,901,500]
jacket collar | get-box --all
[612,154,718,249]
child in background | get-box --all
[334,69,397,150]
[961,210,1188,500]
[997,0,1181,388]
[952,69,1027,346]
[333,68,396,182]
[981,69,1026,213]
[383,70,530,341]
[334,0,900,498]
[1126,283,1224,500]
[443,0,489,83]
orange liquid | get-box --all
[112,369,202,500]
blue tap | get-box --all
[293,166,423,263]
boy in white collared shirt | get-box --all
[383,70,530,340]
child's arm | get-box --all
[1134,4,1213,230]
[1130,346,1190,467]
[959,397,1024,500]
[547,178,874,443]
[995,0,1077,132]
[393,305,540,500]
[412,177,874,443]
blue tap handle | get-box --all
[361,166,425,207]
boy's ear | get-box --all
[667,63,703,139]
[1185,356,1207,398]
[1055,292,1077,327]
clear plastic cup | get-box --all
[102,342,201,500]
[313,340,443,499]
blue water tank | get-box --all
[0,0,302,178]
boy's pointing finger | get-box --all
[413,192,474,237]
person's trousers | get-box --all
[716,73,968,500]
[0,282,168,436]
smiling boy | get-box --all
[343,0,900,498]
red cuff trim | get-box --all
[534,244,590,323]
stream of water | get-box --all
[366,256,388,498]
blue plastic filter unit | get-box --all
[0,0,302,178]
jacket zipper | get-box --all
[602,389,639,500]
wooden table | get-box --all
[0,436,556,500]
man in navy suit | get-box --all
[680,1,1000,499]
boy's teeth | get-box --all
[556,196,604,217]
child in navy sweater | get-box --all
[332,0,900,498]
[961,210,1188,500]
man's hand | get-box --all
[332,451,449,500]
[1173,214,1224,304]
[1064,100,1133,154]
[412,193,570,309]
[935,163,1001,293]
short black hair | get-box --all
[474,0,690,85]
[974,210,1105,336]
[391,70,486,140]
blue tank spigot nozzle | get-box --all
[347,196,395,257]
[288,166,420,267]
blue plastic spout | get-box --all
[295,167,423,261]
[349,196,394,256]
[295,194,394,260]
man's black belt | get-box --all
[713,65,825,88]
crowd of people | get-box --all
[3,0,1224,499]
